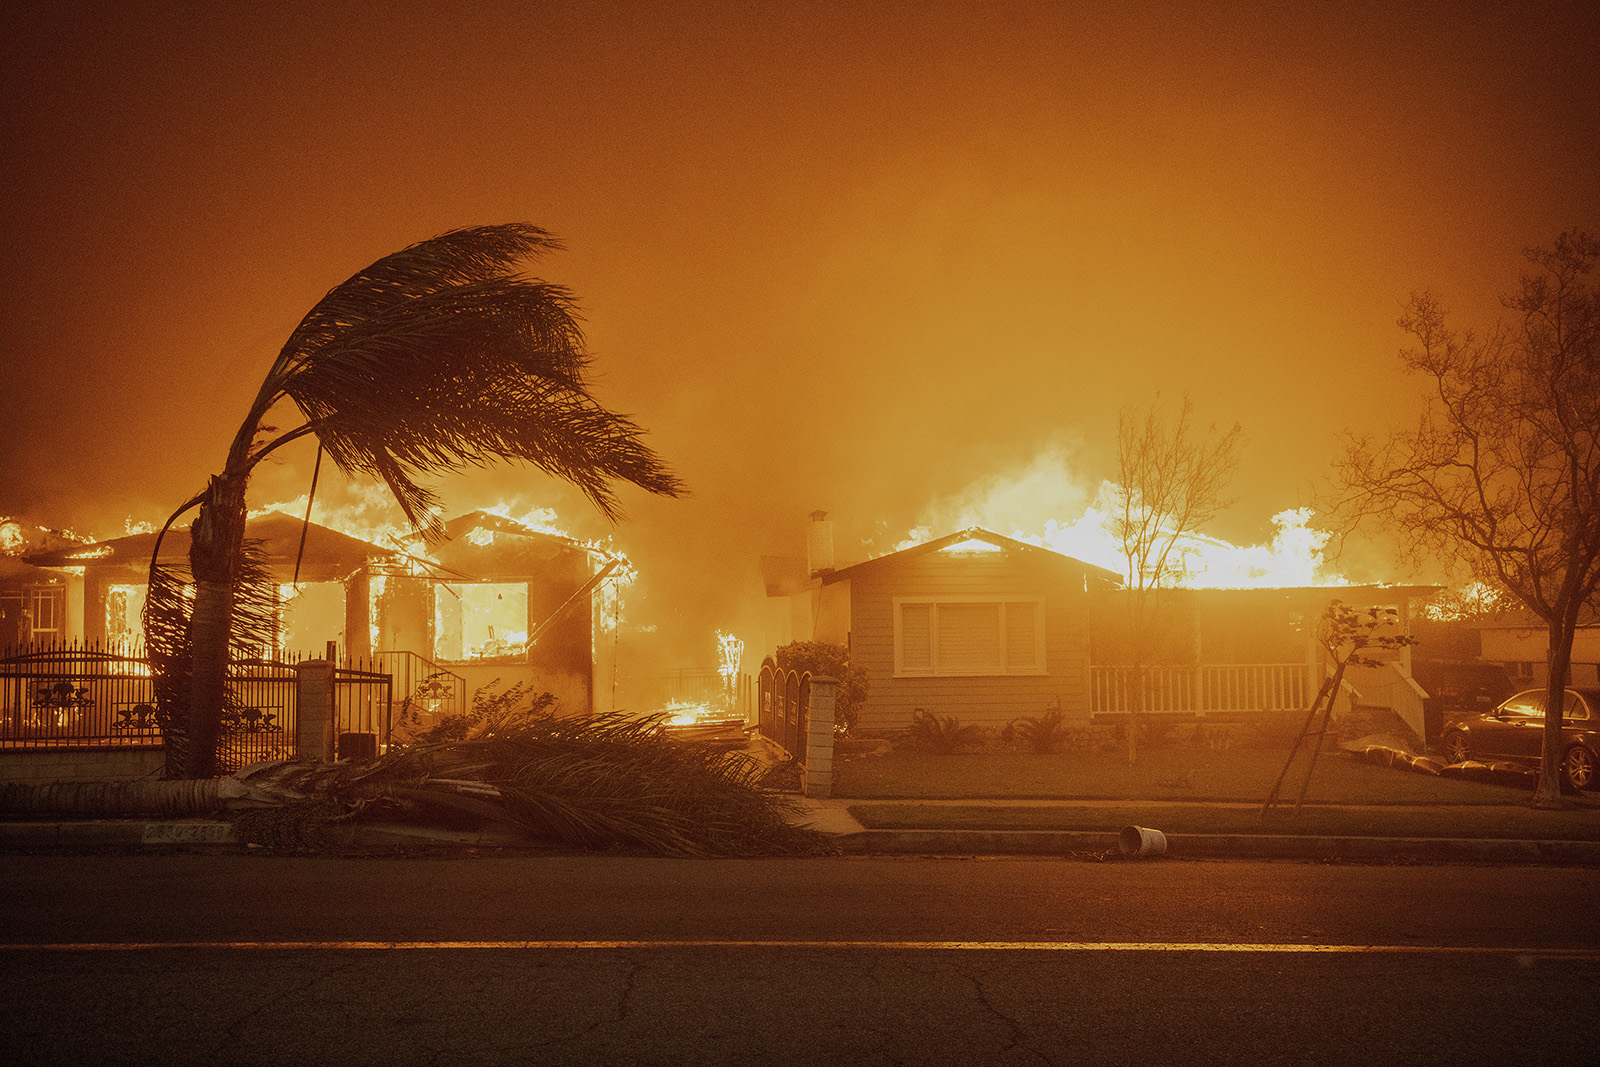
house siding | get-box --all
[846,548,1094,733]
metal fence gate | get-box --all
[757,662,810,763]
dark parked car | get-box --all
[1440,687,1600,791]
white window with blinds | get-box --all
[893,597,1045,676]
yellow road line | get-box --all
[3,940,1598,957]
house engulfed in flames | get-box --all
[20,509,627,718]
[764,514,1440,743]
[1,518,89,649]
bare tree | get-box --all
[1338,231,1600,808]
[1111,396,1241,764]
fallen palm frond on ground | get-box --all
[226,707,832,856]
[1,695,832,856]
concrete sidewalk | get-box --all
[3,800,1598,863]
[789,797,1600,864]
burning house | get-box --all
[765,515,1440,742]
[18,508,628,717]
[2,519,90,649]
[374,509,628,717]
[20,511,399,657]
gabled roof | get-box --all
[1,556,66,584]
[432,509,587,551]
[23,511,396,570]
[820,527,1123,586]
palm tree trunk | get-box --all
[184,473,247,779]
[0,778,227,816]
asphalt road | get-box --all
[3,855,1598,1065]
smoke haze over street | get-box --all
[3,0,1596,662]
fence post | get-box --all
[295,659,335,761]
[804,675,837,798]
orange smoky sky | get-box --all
[2,0,1596,661]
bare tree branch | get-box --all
[1335,231,1600,808]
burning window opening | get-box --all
[106,583,147,654]
[434,581,529,661]
[717,630,744,684]
[276,581,346,659]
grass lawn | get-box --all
[833,740,1600,840]
[848,801,1600,840]
[831,741,1572,806]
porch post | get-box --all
[804,675,837,798]
[295,659,335,761]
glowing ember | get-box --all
[716,630,744,684]
[661,699,723,727]
[0,522,25,554]
[657,699,748,745]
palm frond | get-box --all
[143,560,194,777]
[251,224,683,532]
[276,224,566,369]
[348,704,829,856]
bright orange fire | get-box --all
[251,491,636,661]
[894,453,1341,588]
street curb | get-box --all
[831,828,1600,864]
[4,820,1598,864]
[0,819,240,850]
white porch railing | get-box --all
[1341,660,1428,740]
[1091,663,1314,715]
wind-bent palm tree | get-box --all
[146,224,683,778]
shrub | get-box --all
[395,680,557,746]
[1007,709,1070,754]
[774,641,869,736]
[906,709,985,754]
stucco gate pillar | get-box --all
[295,659,336,762]
[804,675,838,798]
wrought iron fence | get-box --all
[1,641,398,763]
[1,643,160,748]
[215,657,298,768]
[376,650,466,735]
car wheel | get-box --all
[1562,746,1597,793]
[1442,730,1471,764]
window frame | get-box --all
[433,580,531,664]
[892,595,1046,678]
[25,585,66,643]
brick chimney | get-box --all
[806,510,835,577]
